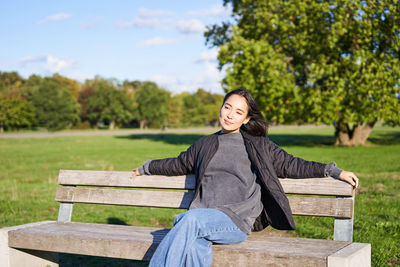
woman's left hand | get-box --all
[338,171,359,188]
[131,167,140,179]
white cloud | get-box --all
[187,4,232,17]
[116,7,174,29]
[176,19,205,34]
[37,13,72,24]
[138,37,178,48]
[195,49,219,63]
[20,54,75,73]
[138,7,174,17]
[189,61,224,92]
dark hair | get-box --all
[223,88,268,136]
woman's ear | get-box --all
[243,117,250,125]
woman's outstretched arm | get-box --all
[131,142,197,178]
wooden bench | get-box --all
[1,170,371,266]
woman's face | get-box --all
[219,94,250,133]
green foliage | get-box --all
[207,0,400,127]
[0,71,24,97]
[167,95,183,127]
[135,81,170,128]
[80,78,134,129]
[182,92,207,125]
[19,74,43,100]
[0,97,36,131]
[51,73,81,100]
[31,77,80,131]
[181,89,223,126]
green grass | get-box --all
[0,126,399,266]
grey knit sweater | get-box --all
[189,132,263,234]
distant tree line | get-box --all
[0,71,223,132]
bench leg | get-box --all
[1,221,59,267]
[327,243,371,267]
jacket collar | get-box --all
[240,129,258,142]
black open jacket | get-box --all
[148,130,327,231]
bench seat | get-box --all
[7,220,370,266]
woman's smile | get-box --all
[224,119,232,125]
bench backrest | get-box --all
[55,170,355,242]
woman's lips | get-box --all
[224,119,232,125]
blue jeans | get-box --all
[149,208,248,267]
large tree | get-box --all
[206,0,400,146]
[0,96,36,132]
[135,81,170,128]
[181,89,224,126]
[80,78,134,129]
[31,77,80,130]
[167,94,184,128]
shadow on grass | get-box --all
[108,217,129,225]
[368,131,400,145]
[117,133,337,147]
[268,134,335,147]
[117,134,205,146]
[117,128,400,147]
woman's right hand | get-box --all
[131,167,140,179]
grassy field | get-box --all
[0,126,399,266]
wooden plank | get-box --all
[55,187,194,209]
[55,187,352,218]
[288,196,353,218]
[59,170,352,196]
[58,170,196,189]
[279,177,353,196]
[8,221,350,265]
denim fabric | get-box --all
[149,208,248,267]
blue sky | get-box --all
[0,1,232,94]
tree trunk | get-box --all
[109,120,115,130]
[352,122,375,146]
[140,120,148,129]
[335,122,375,146]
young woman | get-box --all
[132,89,359,267]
